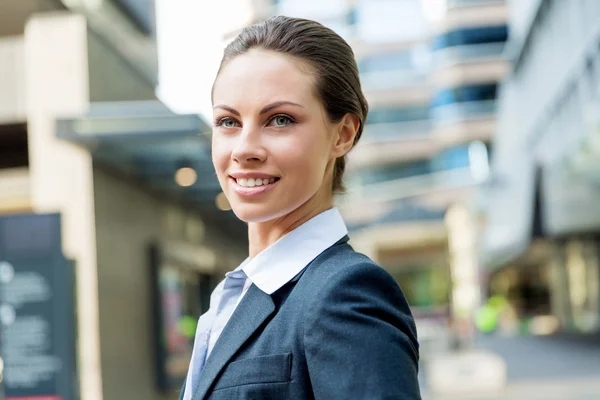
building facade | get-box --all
[481,0,600,334]
[0,1,247,399]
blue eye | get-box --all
[269,115,295,127]
[217,118,240,128]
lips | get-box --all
[229,174,280,197]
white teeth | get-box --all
[235,177,277,187]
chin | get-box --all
[230,202,293,224]
[231,205,281,224]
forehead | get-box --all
[212,49,317,108]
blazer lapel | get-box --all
[192,283,275,400]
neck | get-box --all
[247,193,334,259]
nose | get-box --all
[231,126,267,165]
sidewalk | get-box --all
[424,377,600,400]
[421,333,600,400]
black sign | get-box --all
[0,213,77,400]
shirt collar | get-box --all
[240,207,348,295]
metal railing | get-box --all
[361,120,432,144]
[446,0,506,9]
[373,204,447,224]
[360,68,428,91]
[433,42,506,66]
[431,100,497,123]
[340,167,477,206]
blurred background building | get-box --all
[0,1,246,399]
[342,0,509,353]
[480,0,600,337]
[2,0,600,399]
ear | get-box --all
[331,113,361,159]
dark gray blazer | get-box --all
[180,236,421,400]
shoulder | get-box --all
[302,241,420,363]
[302,241,416,328]
[302,241,400,298]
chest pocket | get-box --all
[213,353,292,391]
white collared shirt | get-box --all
[183,207,348,399]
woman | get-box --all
[181,16,421,400]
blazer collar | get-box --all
[192,284,275,400]
[287,234,350,286]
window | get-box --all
[377,203,447,224]
[346,6,358,25]
[432,83,498,107]
[431,145,471,171]
[150,243,218,390]
[359,46,431,79]
[432,25,508,49]
[354,160,431,185]
[353,143,489,186]
[358,50,414,73]
[0,123,28,169]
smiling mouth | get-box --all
[233,177,280,187]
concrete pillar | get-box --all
[566,240,592,331]
[583,239,600,331]
[592,240,600,331]
[0,36,26,124]
[549,242,572,331]
[24,12,103,400]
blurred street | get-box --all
[423,334,600,400]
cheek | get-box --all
[211,136,230,174]
[277,135,329,178]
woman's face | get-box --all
[211,49,346,223]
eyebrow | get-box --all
[213,101,303,116]
[259,101,303,115]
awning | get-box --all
[56,100,246,240]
